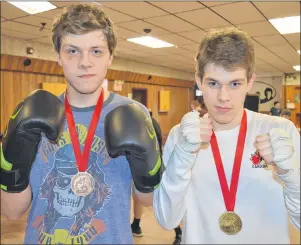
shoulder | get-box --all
[106,92,132,106]
[247,109,296,133]
[105,93,149,115]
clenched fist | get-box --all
[255,128,295,170]
[178,111,213,153]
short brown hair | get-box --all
[52,3,117,55]
[196,27,255,80]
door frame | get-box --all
[132,88,148,107]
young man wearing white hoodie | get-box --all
[153,27,300,244]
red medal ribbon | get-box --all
[65,89,104,172]
[211,110,247,211]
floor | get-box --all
[0,203,175,244]
[1,203,300,244]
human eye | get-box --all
[208,81,219,88]
[67,48,78,55]
[229,81,241,88]
[92,49,102,56]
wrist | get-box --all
[273,165,289,175]
[177,142,199,155]
[178,137,201,154]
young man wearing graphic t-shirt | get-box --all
[1,4,163,244]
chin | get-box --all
[68,77,104,94]
[211,113,234,124]
[215,118,233,124]
[72,84,102,95]
[78,88,100,94]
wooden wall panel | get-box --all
[0,71,67,131]
[1,54,193,88]
[1,54,194,137]
[110,81,192,135]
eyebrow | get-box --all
[62,44,106,49]
[204,77,246,83]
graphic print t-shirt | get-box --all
[270,107,281,116]
[24,93,144,244]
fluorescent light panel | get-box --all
[269,16,300,34]
[298,50,300,55]
[293,65,300,71]
[8,1,57,14]
[92,2,103,6]
[127,36,175,48]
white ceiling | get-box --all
[1,1,300,74]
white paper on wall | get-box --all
[103,79,108,89]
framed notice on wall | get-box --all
[158,90,170,112]
[113,80,124,91]
[286,102,295,109]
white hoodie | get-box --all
[153,109,300,244]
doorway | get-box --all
[132,88,148,107]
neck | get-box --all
[66,85,110,108]
[211,108,245,131]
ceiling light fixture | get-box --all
[298,50,300,54]
[293,65,300,71]
[7,1,57,15]
[269,16,300,34]
[127,36,175,48]
[92,2,103,6]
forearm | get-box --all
[276,167,300,229]
[153,144,197,230]
[1,185,32,220]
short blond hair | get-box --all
[52,3,117,55]
[196,27,255,81]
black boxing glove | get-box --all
[0,90,65,193]
[104,103,164,193]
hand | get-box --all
[179,111,213,153]
[1,90,65,193]
[255,128,295,170]
[105,103,164,193]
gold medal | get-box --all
[71,172,95,197]
[219,211,242,235]
[211,111,247,236]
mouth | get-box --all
[215,106,232,112]
[78,74,96,79]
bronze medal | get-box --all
[65,89,104,197]
[71,172,95,197]
[219,211,242,235]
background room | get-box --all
[1,1,300,244]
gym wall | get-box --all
[0,54,194,138]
